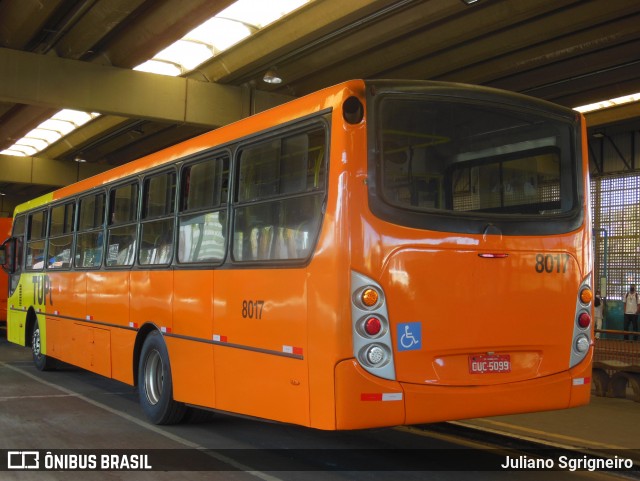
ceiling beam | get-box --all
[0,0,66,50]
[0,47,245,128]
[0,153,111,187]
[584,102,640,129]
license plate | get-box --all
[468,354,511,374]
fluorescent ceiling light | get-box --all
[135,0,309,77]
[2,109,100,157]
[574,92,640,113]
[134,60,183,76]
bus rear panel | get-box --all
[335,81,592,429]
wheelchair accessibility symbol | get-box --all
[398,322,422,351]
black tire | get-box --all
[138,330,186,425]
[32,318,57,371]
[183,407,217,424]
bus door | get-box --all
[3,215,25,344]
[0,217,12,322]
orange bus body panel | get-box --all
[211,268,311,426]
[169,270,216,407]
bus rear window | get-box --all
[373,97,578,230]
[450,147,562,214]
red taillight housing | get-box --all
[364,317,382,336]
[351,271,396,380]
[571,277,593,367]
[578,312,591,328]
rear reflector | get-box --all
[361,392,403,402]
[573,377,591,386]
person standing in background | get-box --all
[623,285,639,341]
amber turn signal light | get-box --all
[361,288,379,308]
[580,287,593,305]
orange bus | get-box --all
[1,80,593,429]
[0,217,11,322]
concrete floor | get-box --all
[1,326,638,480]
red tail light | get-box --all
[578,312,591,328]
[364,317,382,336]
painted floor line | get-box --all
[2,361,283,481]
[452,419,628,451]
[0,393,76,401]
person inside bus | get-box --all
[623,285,639,341]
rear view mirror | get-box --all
[1,238,14,274]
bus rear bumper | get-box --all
[334,354,592,430]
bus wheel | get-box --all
[32,319,56,371]
[138,330,186,425]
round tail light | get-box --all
[580,287,593,305]
[364,317,382,336]
[578,312,591,328]
[575,335,590,353]
[361,288,379,308]
[366,346,386,365]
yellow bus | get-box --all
[1,80,593,429]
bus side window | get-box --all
[26,210,47,270]
[106,182,139,267]
[140,170,176,266]
[233,126,326,262]
[47,202,74,269]
[76,192,106,268]
[177,155,228,264]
